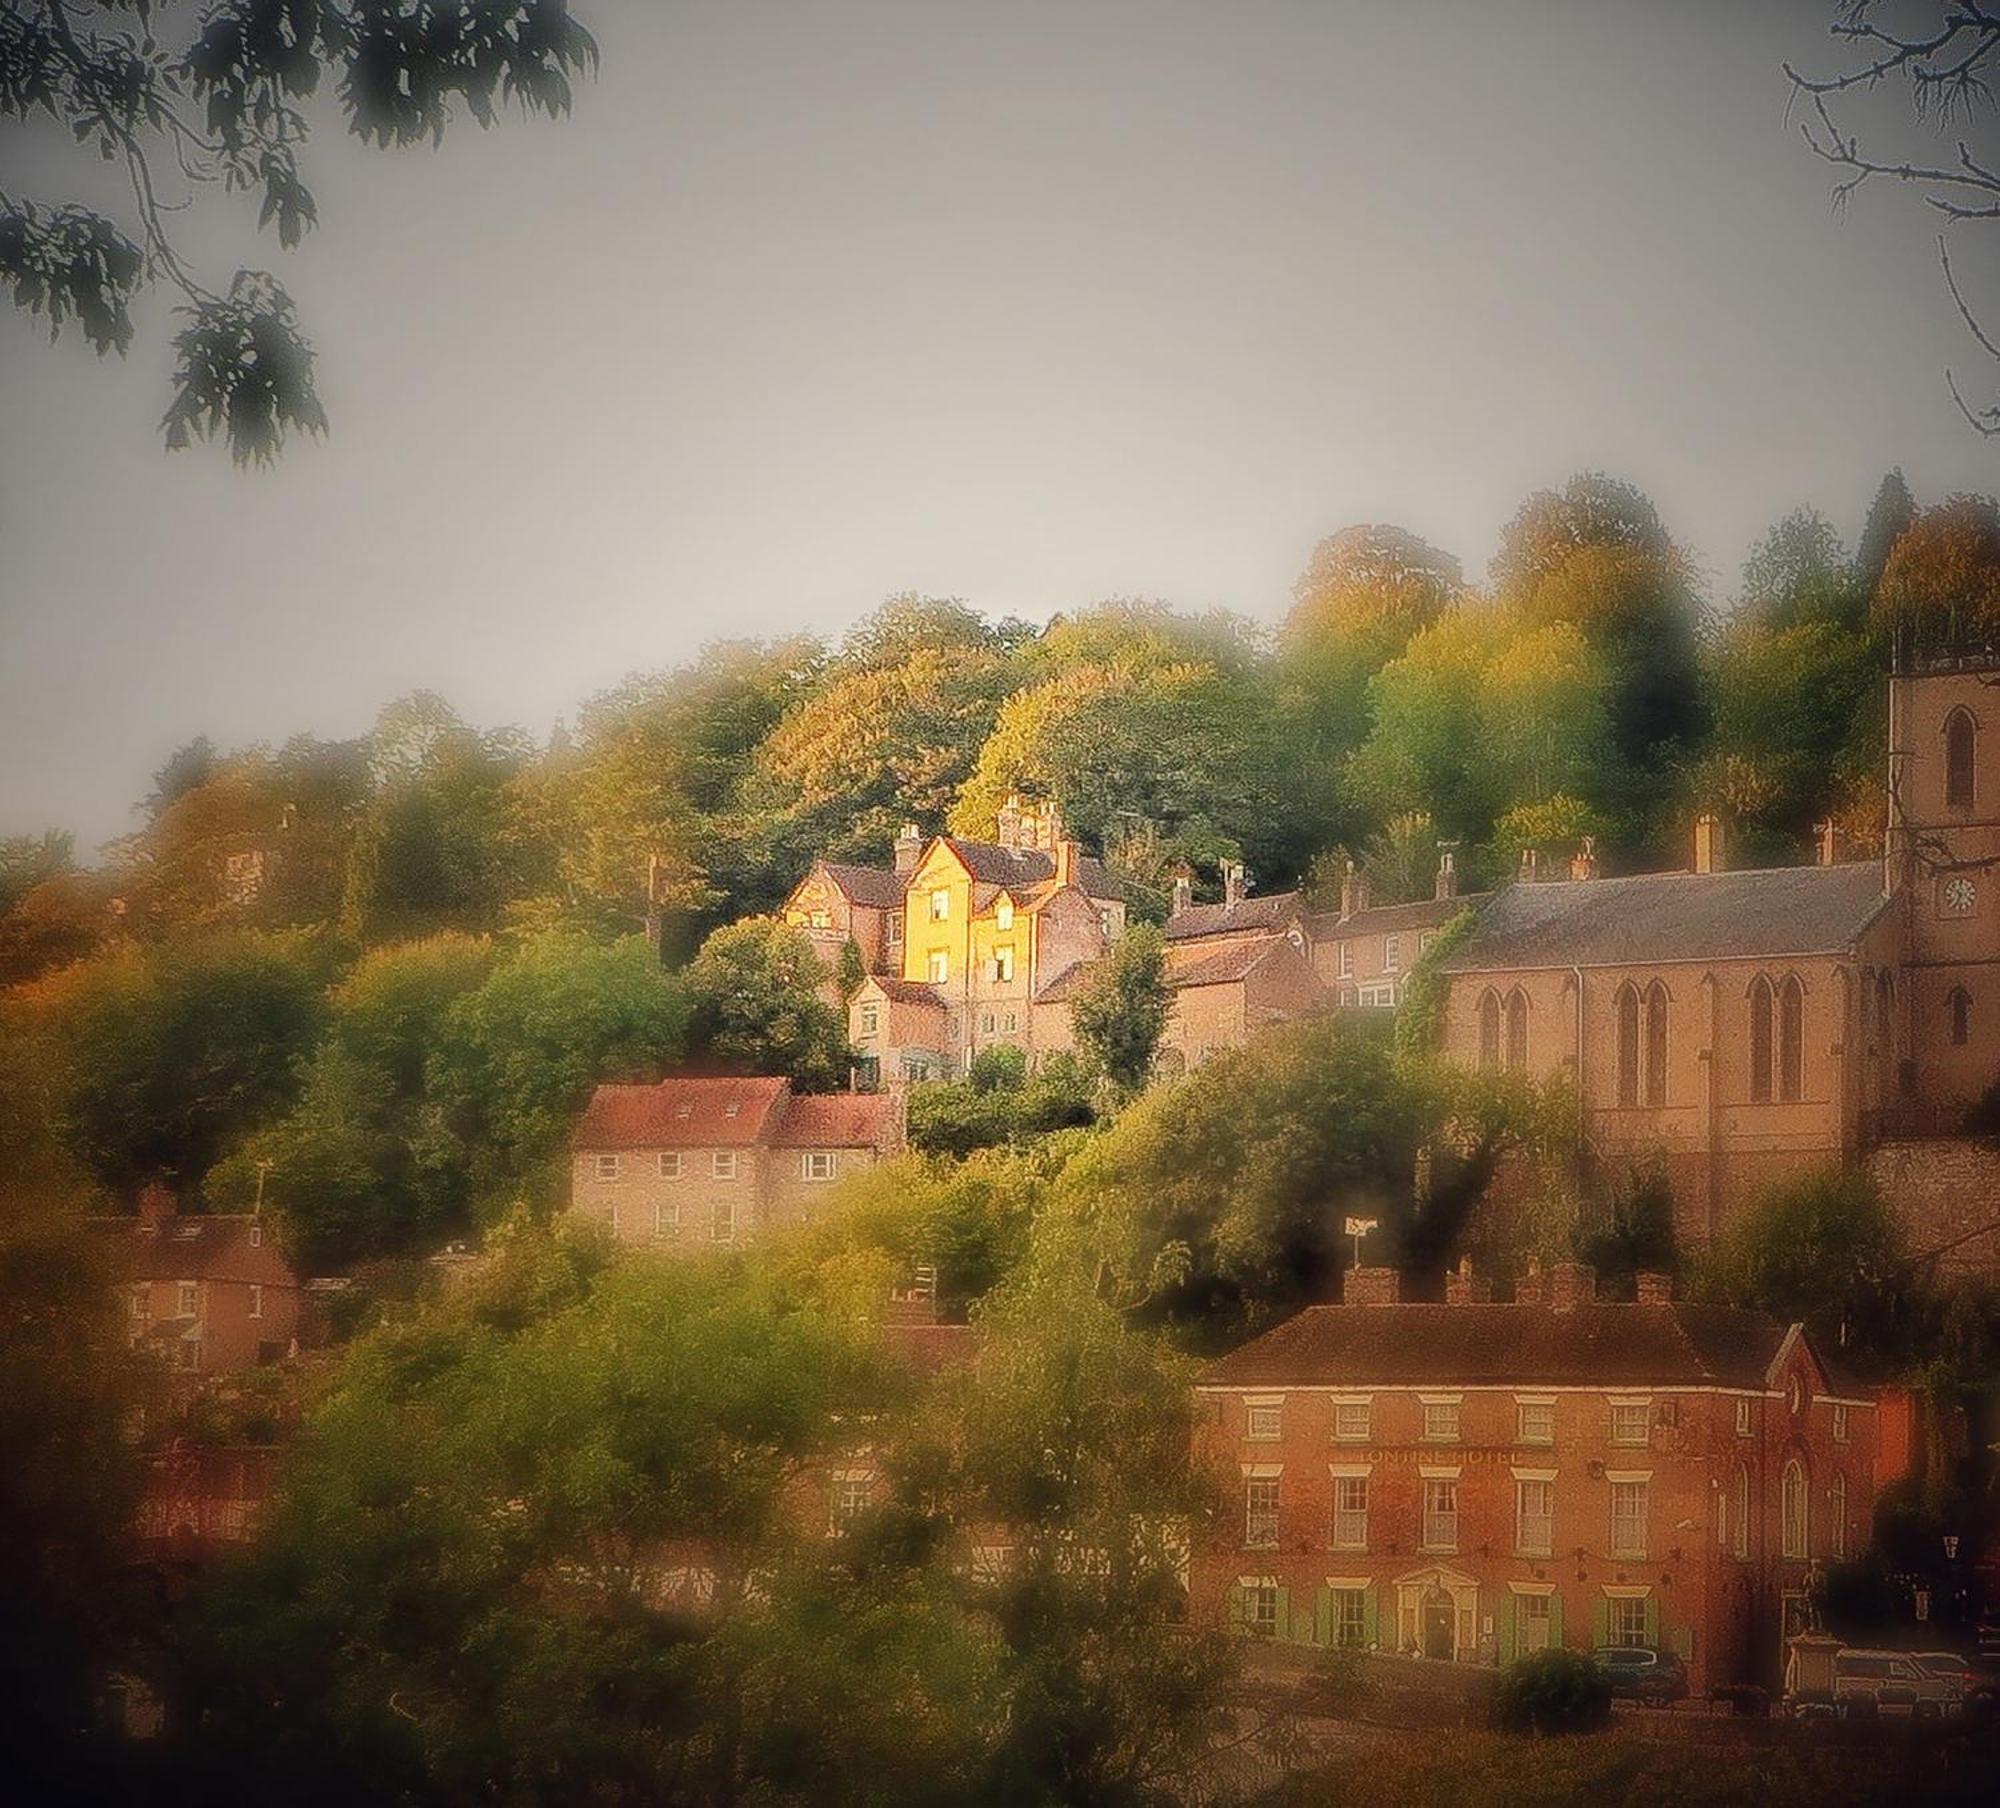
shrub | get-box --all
[1490,1647,1611,1736]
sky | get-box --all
[3,0,1998,852]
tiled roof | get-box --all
[1037,938,1317,1003]
[772,1092,898,1149]
[939,838,1125,903]
[1200,1301,1794,1391]
[573,1076,790,1150]
[1307,893,1489,943]
[1437,865,1889,973]
[818,862,906,910]
[89,1214,298,1287]
[1164,892,1304,942]
[864,975,949,1008]
[1033,960,1091,1005]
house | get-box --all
[1309,852,1487,1008]
[1190,1261,1884,1695]
[569,1075,903,1251]
[92,1186,300,1382]
[844,799,1127,1080]
[778,858,909,1003]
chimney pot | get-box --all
[893,823,924,876]
[1519,846,1541,884]
[1549,1260,1596,1312]
[1222,860,1246,906]
[1570,836,1598,882]
[996,793,1024,850]
[1344,1265,1401,1307]
[1170,872,1193,918]
[1635,1270,1674,1305]
[1816,819,1840,868]
[1054,838,1079,890]
[1434,843,1459,901]
[1693,812,1726,875]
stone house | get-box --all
[1308,853,1486,1009]
[778,859,908,1004]
[93,1186,300,1382]
[569,1075,903,1251]
[1190,1261,1886,1696]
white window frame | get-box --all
[1609,1400,1652,1447]
[1331,1474,1369,1551]
[927,951,948,984]
[593,1153,621,1182]
[1609,1594,1650,1647]
[1245,1398,1283,1442]
[248,1283,263,1321]
[1247,1582,1279,1638]
[1734,1466,1751,1559]
[711,1198,737,1246]
[1735,1397,1753,1437]
[994,946,1015,982]
[1420,1397,1460,1443]
[657,1152,684,1179]
[1781,1459,1809,1559]
[1516,1398,1555,1445]
[1244,1476,1280,1549]
[886,916,903,947]
[1001,1010,1018,1033]
[713,1151,740,1181]
[929,888,950,921]
[1610,1477,1650,1560]
[1832,1403,1849,1444]
[1332,1398,1372,1443]
[177,1280,198,1318]
[1421,1476,1459,1552]
[801,1151,836,1183]
[1830,1473,1848,1559]
[129,1285,148,1321]
[654,1199,678,1238]
[1337,941,1352,979]
[1384,934,1401,973]
[1515,1474,1555,1556]
[830,1470,873,1530]
[859,1003,881,1037]
[995,897,1014,930]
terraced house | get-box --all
[570,1076,902,1251]
[1191,1261,1887,1696]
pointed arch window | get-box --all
[1616,983,1641,1107]
[1733,1464,1750,1559]
[1644,982,1669,1106]
[1830,1472,1848,1560]
[1781,1458,1809,1559]
[1950,986,1971,1047]
[1504,988,1530,1070]
[1778,976,1804,1103]
[1749,976,1774,1103]
[1945,707,1977,810]
[1478,990,1502,1070]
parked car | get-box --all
[1908,1651,1972,1717]
[1830,1649,1929,1717]
[1595,1645,1689,1705]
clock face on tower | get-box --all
[1942,876,1977,917]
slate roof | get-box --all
[817,862,906,910]
[1033,937,1316,1003]
[89,1214,298,1288]
[1307,893,1489,943]
[1164,892,1304,943]
[1200,1301,1795,1391]
[573,1076,791,1149]
[864,975,949,1008]
[772,1092,898,1149]
[1437,864,1890,973]
[938,837,1125,903]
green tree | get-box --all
[0,830,74,915]
[1737,508,1859,631]
[682,918,851,1091]
[1873,494,2000,646]
[1,1,599,460]
[1854,469,1916,605]
[423,934,687,1221]
[1068,925,1169,1097]
[50,932,329,1198]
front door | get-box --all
[1422,1587,1456,1661]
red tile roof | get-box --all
[772,1092,898,1149]
[1200,1301,1799,1391]
[90,1214,298,1288]
[863,975,948,1008]
[573,1076,791,1150]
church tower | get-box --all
[1887,641,2000,1110]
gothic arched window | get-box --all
[1478,990,1502,1070]
[1504,988,1530,1071]
[1781,1458,1809,1559]
[1945,707,1977,810]
[1749,975,1775,1103]
[1778,975,1804,1104]
[1950,986,1972,1047]
[1616,983,1641,1107]
[1734,1465,1750,1559]
[1645,982,1669,1107]
[1830,1472,1848,1560]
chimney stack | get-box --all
[1635,1270,1674,1305]
[893,822,924,876]
[1515,1256,1546,1306]
[1339,859,1371,919]
[1434,843,1459,901]
[1344,1265,1401,1306]
[137,1181,175,1234]
[1570,836,1598,882]
[1170,870,1193,918]
[1816,819,1840,867]
[1041,799,1066,853]
[1692,812,1725,875]
[1222,859,1246,906]
[996,792,1024,851]
[1549,1260,1596,1312]
[1054,837,1079,890]
[1518,846,1542,885]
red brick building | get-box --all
[92,1186,300,1382]
[1190,1262,1884,1695]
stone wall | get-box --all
[1867,1138,2000,1277]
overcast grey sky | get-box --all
[3,0,1995,851]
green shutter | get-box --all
[1363,1585,1380,1650]
[1498,1590,1518,1665]
[1643,1596,1661,1650]
[1228,1585,1246,1634]
[1274,1586,1291,1643]
[1548,1589,1565,1650]
[1315,1585,1332,1648]
[1592,1592,1610,1650]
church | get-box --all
[1434,644,1998,1246]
